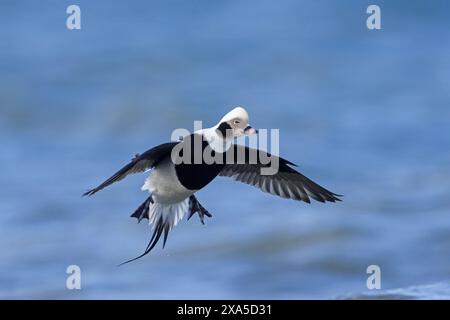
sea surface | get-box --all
[1,0,450,299]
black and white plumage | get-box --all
[84,107,341,264]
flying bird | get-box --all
[84,107,341,264]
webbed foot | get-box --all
[187,195,213,225]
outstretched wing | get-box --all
[83,142,178,196]
[219,145,341,203]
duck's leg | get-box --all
[130,194,154,223]
[187,195,213,225]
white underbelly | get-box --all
[142,157,195,204]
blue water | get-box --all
[1,0,450,299]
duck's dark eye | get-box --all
[234,120,240,125]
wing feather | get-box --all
[83,142,177,196]
[219,145,341,203]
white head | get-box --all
[215,106,257,140]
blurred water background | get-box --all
[1,0,450,299]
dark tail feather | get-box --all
[118,216,165,266]
[163,224,171,248]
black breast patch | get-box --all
[174,134,225,190]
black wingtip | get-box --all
[305,189,342,204]
[82,189,96,197]
[325,193,343,203]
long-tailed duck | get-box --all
[84,107,341,264]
